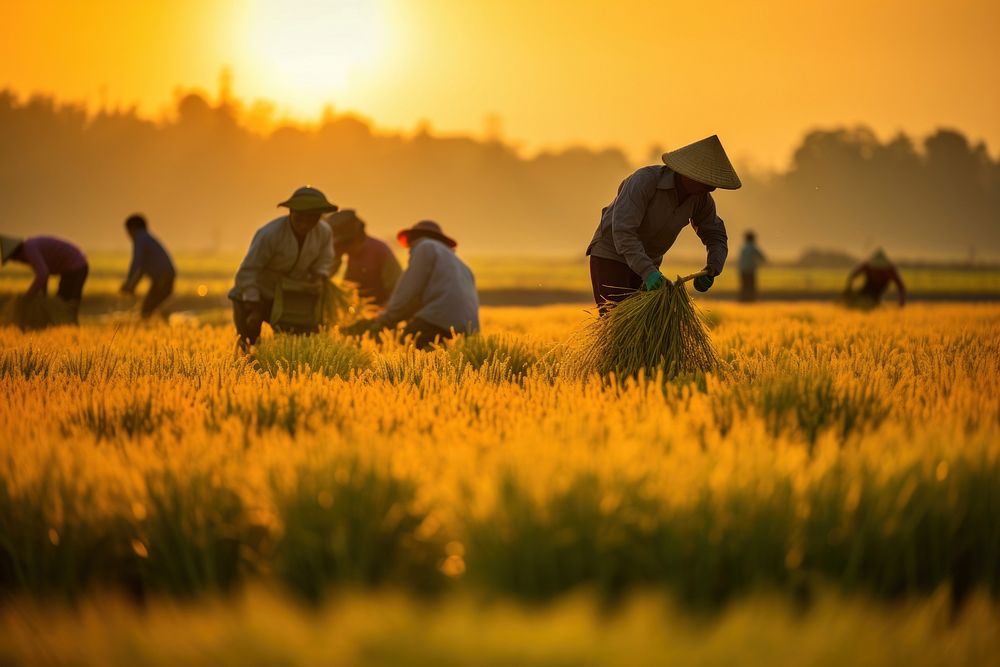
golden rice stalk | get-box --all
[570,279,717,380]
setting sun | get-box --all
[234,0,390,113]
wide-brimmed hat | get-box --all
[397,220,457,249]
[328,209,365,243]
[0,235,23,264]
[662,135,742,190]
[278,186,338,212]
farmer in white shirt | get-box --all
[229,186,338,348]
[346,221,479,349]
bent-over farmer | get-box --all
[1,234,89,323]
[121,214,177,319]
[347,221,479,349]
[586,135,741,309]
[229,186,338,348]
[327,209,402,307]
[844,248,906,308]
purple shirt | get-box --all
[17,236,88,295]
[343,236,402,306]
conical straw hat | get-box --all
[662,135,742,190]
[868,248,892,269]
[1,235,24,264]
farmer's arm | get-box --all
[121,236,147,292]
[233,228,273,302]
[845,265,864,290]
[610,171,659,280]
[21,242,50,297]
[890,268,906,306]
[376,243,435,328]
[692,196,728,276]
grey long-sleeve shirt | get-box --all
[586,166,728,279]
[229,216,336,302]
[375,238,480,334]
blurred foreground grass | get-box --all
[2,588,998,666]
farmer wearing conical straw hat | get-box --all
[229,186,338,348]
[586,135,741,308]
[844,248,906,307]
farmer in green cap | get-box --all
[229,186,338,348]
[327,209,402,307]
[586,135,741,309]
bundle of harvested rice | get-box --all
[570,272,718,380]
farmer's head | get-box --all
[328,209,367,255]
[124,214,147,240]
[744,230,756,243]
[278,186,337,233]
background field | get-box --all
[1,301,997,664]
[1,255,998,315]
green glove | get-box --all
[643,270,666,291]
[693,271,715,293]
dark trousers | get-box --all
[56,265,88,302]
[589,255,642,311]
[232,299,274,348]
[142,274,175,318]
[739,270,758,302]
[403,317,453,350]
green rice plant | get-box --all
[134,469,253,597]
[446,333,539,381]
[271,458,446,603]
[253,333,372,379]
[569,278,717,380]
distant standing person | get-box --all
[121,214,176,319]
[738,230,766,302]
[586,135,741,309]
[327,209,402,307]
[347,221,479,349]
[229,186,338,348]
[0,234,88,323]
[844,248,906,308]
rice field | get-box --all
[0,302,998,664]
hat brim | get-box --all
[397,229,457,249]
[278,197,339,213]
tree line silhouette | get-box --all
[1,87,997,260]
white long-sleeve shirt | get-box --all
[375,238,480,334]
[229,216,335,302]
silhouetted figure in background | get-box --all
[121,214,176,319]
[229,186,338,349]
[586,135,740,310]
[346,221,479,349]
[844,249,906,308]
[738,230,767,302]
[327,209,402,307]
[1,234,88,323]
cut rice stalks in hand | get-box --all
[569,272,718,380]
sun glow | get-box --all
[237,0,390,114]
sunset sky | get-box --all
[2,0,998,168]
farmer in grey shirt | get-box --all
[586,135,741,308]
[348,221,479,349]
[229,186,338,347]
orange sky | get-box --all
[2,0,998,168]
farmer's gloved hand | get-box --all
[642,270,666,291]
[693,267,718,293]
